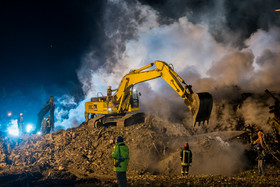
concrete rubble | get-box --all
[0,115,279,186]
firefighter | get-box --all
[17,113,24,136]
[112,136,129,187]
[46,116,51,133]
[42,117,47,134]
[180,142,192,176]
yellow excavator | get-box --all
[85,61,213,127]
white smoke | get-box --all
[54,95,85,130]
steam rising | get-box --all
[55,0,280,175]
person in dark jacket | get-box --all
[180,142,192,176]
[112,136,129,187]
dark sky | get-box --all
[0,0,102,91]
[0,0,104,127]
[0,0,279,130]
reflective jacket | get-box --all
[180,148,192,166]
[112,142,129,172]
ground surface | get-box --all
[0,115,279,186]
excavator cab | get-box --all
[130,89,140,109]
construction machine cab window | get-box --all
[131,89,140,108]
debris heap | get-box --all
[0,115,279,186]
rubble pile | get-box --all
[0,115,279,186]
[0,116,182,180]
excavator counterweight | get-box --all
[85,61,213,127]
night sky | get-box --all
[0,0,101,92]
[0,0,104,128]
[0,0,280,132]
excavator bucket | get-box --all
[185,92,213,126]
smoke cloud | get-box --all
[52,0,280,175]
[56,0,280,129]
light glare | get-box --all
[26,124,33,133]
[8,128,19,136]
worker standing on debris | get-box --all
[256,143,265,176]
[42,117,47,134]
[17,113,24,136]
[254,129,264,148]
[112,136,129,187]
[180,142,192,176]
[46,116,51,134]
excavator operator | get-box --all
[107,86,112,104]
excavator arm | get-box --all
[113,60,213,125]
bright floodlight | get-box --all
[7,112,12,117]
[8,128,19,136]
[26,124,33,133]
[7,119,19,136]
[37,131,42,135]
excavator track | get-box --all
[115,113,145,127]
[87,113,145,127]
[88,115,105,127]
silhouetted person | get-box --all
[17,113,24,136]
[42,117,47,134]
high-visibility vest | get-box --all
[181,150,191,166]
